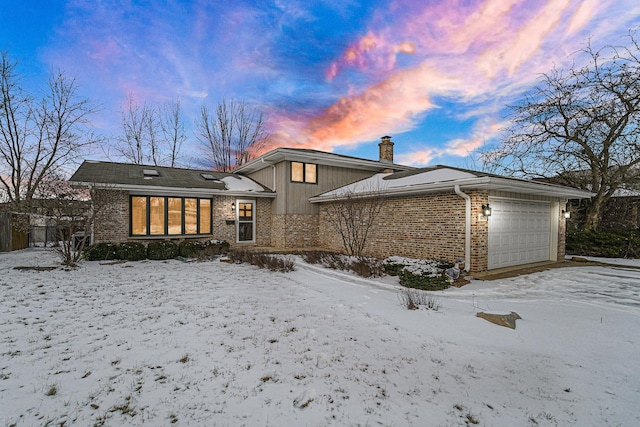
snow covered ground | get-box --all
[1,249,639,426]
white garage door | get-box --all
[487,199,551,270]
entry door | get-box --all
[236,200,255,243]
[487,199,551,269]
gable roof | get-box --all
[309,165,594,202]
[69,161,275,197]
[234,147,415,174]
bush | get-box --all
[117,242,147,261]
[228,249,295,272]
[383,256,452,291]
[398,269,449,291]
[147,241,179,260]
[178,240,206,258]
[200,240,230,259]
[83,242,119,261]
[567,229,640,258]
[349,257,385,278]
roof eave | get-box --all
[309,176,594,203]
[68,181,277,198]
[235,148,415,174]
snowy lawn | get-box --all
[1,249,639,426]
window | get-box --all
[236,200,255,243]
[130,196,213,237]
[291,161,317,183]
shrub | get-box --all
[117,242,147,261]
[383,256,452,291]
[178,240,206,258]
[398,269,449,291]
[83,242,119,261]
[201,240,230,259]
[349,257,385,278]
[147,241,179,260]
[301,251,350,271]
[398,288,441,310]
[567,229,640,258]
[228,249,295,272]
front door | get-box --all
[236,200,256,243]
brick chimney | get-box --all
[379,136,394,173]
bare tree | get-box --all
[0,52,99,212]
[196,98,268,171]
[323,186,384,258]
[116,95,186,167]
[159,99,186,167]
[35,174,91,266]
[482,32,640,230]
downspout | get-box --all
[454,185,471,273]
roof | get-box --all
[68,161,275,197]
[309,165,594,202]
[233,147,415,174]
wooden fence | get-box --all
[0,213,30,252]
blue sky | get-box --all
[2,0,640,168]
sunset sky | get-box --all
[2,0,640,169]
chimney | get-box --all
[379,136,395,173]
[379,136,394,163]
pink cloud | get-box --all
[566,0,599,34]
[270,0,614,160]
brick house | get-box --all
[69,136,592,273]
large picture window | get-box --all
[291,161,317,183]
[130,196,213,237]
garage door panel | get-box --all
[488,199,551,269]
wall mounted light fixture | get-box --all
[231,202,236,212]
[482,203,492,217]
[562,210,570,219]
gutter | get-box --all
[68,181,277,198]
[454,185,471,273]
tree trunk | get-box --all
[583,196,604,231]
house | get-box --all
[68,136,593,273]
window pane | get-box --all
[238,202,253,220]
[305,163,317,183]
[238,223,253,242]
[168,198,182,234]
[291,162,303,182]
[149,197,165,235]
[184,198,197,234]
[131,197,147,235]
[200,199,211,234]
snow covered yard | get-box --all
[1,249,639,426]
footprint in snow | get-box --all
[293,389,316,408]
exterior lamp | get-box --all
[482,204,492,217]
[562,210,570,219]
[231,202,236,212]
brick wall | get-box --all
[93,189,129,243]
[92,190,272,247]
[271,214,318,249]
[319,192,468,264]
[470,191,489,272]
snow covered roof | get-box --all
[310,165,594,202]
[69,161,275,197]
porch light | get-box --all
[231,202,236,212]
[482,204,492,217]
[562,210,570,219]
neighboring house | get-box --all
[68,136,593,273]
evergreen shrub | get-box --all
[83,242,119,261]
[147,241,179,260]
[117,242,147,261]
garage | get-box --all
[487,199,552,270]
